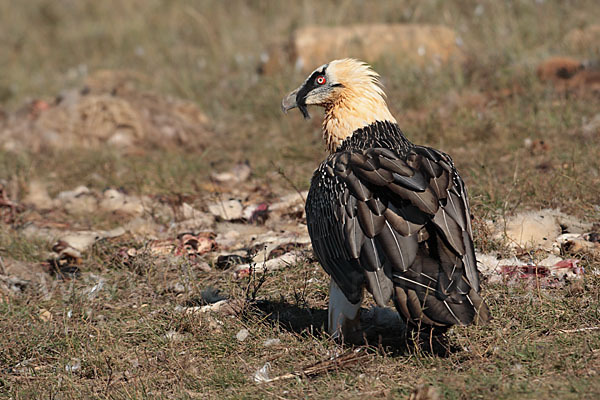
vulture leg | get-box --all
[328,278,362,342]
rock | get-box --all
[262,24,464,74]
[263,338,281,347]
[208,199,243,221]
[236,328,249,342]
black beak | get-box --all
[281,88,310,119]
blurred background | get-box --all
[1,0,599,214]
[1,1,600,398]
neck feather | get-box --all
[323,89,396,153]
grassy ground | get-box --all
[1,0,600,398]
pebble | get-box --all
[236,328,250,342]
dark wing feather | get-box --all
[306,145,489,326]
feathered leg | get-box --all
[328,278,362,342]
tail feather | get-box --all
[392,246,490,328]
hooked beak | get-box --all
[281,88,310,119]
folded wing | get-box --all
[306,145,490,327]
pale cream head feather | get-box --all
[320,59,397,152]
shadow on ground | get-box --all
[251,299,457,356]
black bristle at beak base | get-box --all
[299,105,311,119]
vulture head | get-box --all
[282,58,397,153]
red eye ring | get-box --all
[316,75,326,85]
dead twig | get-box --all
[271,161,306,204]
[257,347,369,383]
[559,326,600,334]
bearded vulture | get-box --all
[282,59,490,341]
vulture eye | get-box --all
[316,75,326,85]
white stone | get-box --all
[236,328,249,342]
[208,199,243,220]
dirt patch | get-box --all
[260,24,465,74]
[0,73,212,152]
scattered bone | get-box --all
[22,181,56,210]
[169,203,216,234]
[477,251,584,286]
[234,251,303,278]
[491,209,592,251]
[124,217,162,238]
[211,162,251,183]
[177,299,244,316]
[208,199,244,221]
[501,210,561,250]
[164,330,185,342]
[263,338,281,347]
[57,186,98,215]
[253,347,369,383]
[57,227,125,253]
[560,234,600,257]
[145,232,216,260]
[253,362,272,383]
[269,191,308,212]
[99,189,145,216]
[242,203,269,224]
